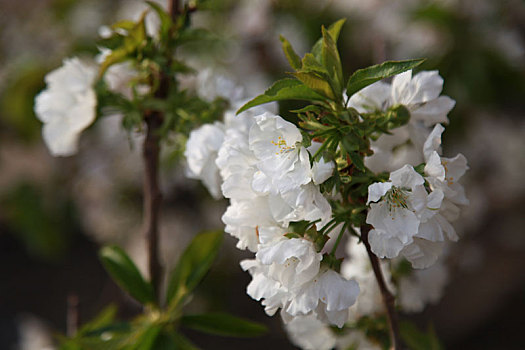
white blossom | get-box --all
[398,259,449,312]
[285,268,360,327]
[249,113,312,195]
[34,57,97,156]
[366,165,426,258]
[342,236,391,319]
[285,314,337,350]
[184,122,225,199]
[349,70,455,172]
[256,238,322,290]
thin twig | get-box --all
[361,225,402,350]
[143,110,163,301]
[66,293,79,337]
[168,0,180,21]
[142,0,181,304]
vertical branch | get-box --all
[361,225,402,350]
[143,0,180,303]
[168,0,180,20]
[143,111,163,300]
[66,293,79,337]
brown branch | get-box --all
[168,0,180,21]
[143,110,163,301]
[66,293,79,337]
[142,0,182,304]
[361,225,402,350]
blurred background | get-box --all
[0,0,524,349]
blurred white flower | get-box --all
[398,259,449,312]
[285,314,337,350]
[34,57,97,156]
[349,70,455,173]
[184,122,225,199]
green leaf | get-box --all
[292,72,335,100]
[400,321,443,350]
[346,59,425,98]
[99,13,147,78]
[166,231,223,307]
[77,305,118,336]
[312,19,346,60]
[301,53,327,75]
[181,313,267,337]
[321,26,344,98]
[133,325,162,350]
[236,79,325,114]
[99,246,155,305]
[280,35,301,70]
[145,1,173,41]
[112,20,137,32]
[346,150,366,171]
[171,333,201,350]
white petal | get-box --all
[311,158,334,185]
[423,124,445,160]
[389,165,424,189]
[367,182,393,204]
[368,229,407,259]
[401,238,444,269]
[424,152,446,181]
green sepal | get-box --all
[99,245,156,305]
[284,232,303,239]
[321,254,342,272]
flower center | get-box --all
[271,136,295,155]
[385,186,409,211]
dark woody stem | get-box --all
[361,224,402,350]
[142,0,180,302]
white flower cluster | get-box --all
[185,70,468,349]
[184,78,360,328]
[356,70,469,269]
[34,58,97,156]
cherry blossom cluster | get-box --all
[184,69,469,349]
[185,94,360,327]
[351,71,469,269]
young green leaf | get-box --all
[181,313,267,337]
[236,79,325,114]
[132,325,163,350]
[77,305,118,336]
[279,35,302,70]
[166,231,223,307]
[145,1,173,41]
[99,245,155,305]
[300,53,324,72]
[312,19,347,60]
[346,59,425,98]
[292,72,336,100]
[171,333,201,350]
[321,26,344,99]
